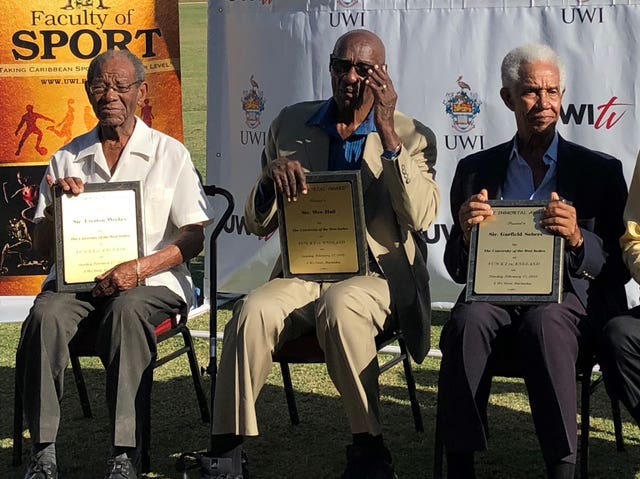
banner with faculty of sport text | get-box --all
[0,0,182,316]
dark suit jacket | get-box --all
[444,135,629,324]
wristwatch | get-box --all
[381,143,402,161]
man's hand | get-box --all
[458,188,493,246]
[47,174,84,195]
[92,259,137,298]
[366,64,401,152]
[540,192,583,249]
[264,156,307,202]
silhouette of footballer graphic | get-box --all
[14,105,54,157]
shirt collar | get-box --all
[509,131,559,166]
[74,117,155,163]
[306,99,377,136]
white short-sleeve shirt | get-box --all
[34,118,215,305]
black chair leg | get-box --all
[13,369,23,467]
[180,327,211,423]
[580,369,591,479]
[280,362,300,425]
[433,397,444,479]
[611,397,625,451]
[70,355,93,418]
[140,368,154,473]
[398,339,423,432]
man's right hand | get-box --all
[458,188,493,246]
[263,156,307,202]
[47,175,84,195]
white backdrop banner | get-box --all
[206,0,640,309]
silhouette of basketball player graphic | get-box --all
[84,105,97,130]
[14,105,54,157]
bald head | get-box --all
[332,29,385,66]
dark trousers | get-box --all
[437,292,586,465]
[601,306,640,426]
[15,285,185,448]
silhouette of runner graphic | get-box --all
[15,105,54,157]
[140,98,154,127]
[47,98,75,144]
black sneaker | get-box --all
[104,456,137,479]
[24,457,58,479]
[341,444,398,479]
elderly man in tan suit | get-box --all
[209,29,439,479]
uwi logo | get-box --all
[338,0,359,7]
[241,75,266,129]
[443,76,482,133]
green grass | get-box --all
[3,2,640,478]
[3,309,640,478]
[179,1,208,177]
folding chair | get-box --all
[12,303,210,473]
[272,328,424,432]
[432,337,625,479]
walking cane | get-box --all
[177,185,234,478]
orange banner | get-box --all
[0,0,182,295]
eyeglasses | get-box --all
[329,55,373,78]
[87,80,142,96]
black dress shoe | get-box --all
[24,457,58,479]
[341,444,398,479]
[104,456,137,479]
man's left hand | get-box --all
[366,64,401,150]
[92,259,138,297]
[540,192,583,249]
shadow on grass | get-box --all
[3,352,640,478]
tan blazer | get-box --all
[244,100,440,362]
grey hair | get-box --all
[86,49,146,84]
[501,43,565,92]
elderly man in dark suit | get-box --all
[438,43,628,479]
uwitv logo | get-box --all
[560,97,633,130]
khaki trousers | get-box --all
[213,275,393,437]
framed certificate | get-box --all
[54,181,145,292]
[277,171,368,282]
[465,200,564,304]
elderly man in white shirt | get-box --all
[15,49,214,479]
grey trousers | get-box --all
[15,285,185,448]
[212,275,394,437]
